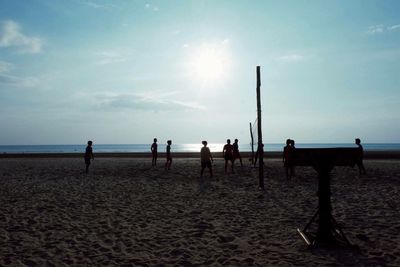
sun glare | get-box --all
[186,42,231,84]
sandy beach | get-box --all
[1,156,399,266]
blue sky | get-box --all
[0,0,399,145]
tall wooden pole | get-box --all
[256,66,264,190]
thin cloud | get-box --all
[78,0,116,9]
[94,91,206,111]
[95,50,130,65]
[0,73,39,87]
[367,24,384,34]
[145,3,159,11]
[278,54,304,62]
[0,20,44,53]
[0,60,13,73]
[0,60,38,87]
[387,24,400,31]
[367,24,400,34]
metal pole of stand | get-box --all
[315,164,335,245]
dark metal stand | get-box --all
[297,160,352,248]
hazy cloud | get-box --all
[0,73,39,87]
[367,24,384,34]
[387,24,400,31]
[94,91,205,111]
[278,54,304,62]
[367,24,400,34]
[0,60,39,87]
[145,3,159,11]
[95,50,131,65]
[0,20,44,53]
[77,0,116,9]
[0,60,13,73]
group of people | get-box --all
[150,138,172,170]
[150,138,243,176]
[83,138,366,176]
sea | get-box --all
[0,143,399,154]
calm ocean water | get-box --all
[0,143,399,154]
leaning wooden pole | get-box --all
[256,66,264,190]
[250,122,254,164]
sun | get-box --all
[191,48,224,82]
[186,42,231,84]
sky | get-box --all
[0,0,399,145]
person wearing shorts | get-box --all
[223,139,234,173]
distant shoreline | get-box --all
[1,151,400,159]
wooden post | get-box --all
[250,122,254,164]
[256,66,264,190]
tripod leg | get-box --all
[303,207,319,232]
[297,207,319,246]
[331,216,352,246]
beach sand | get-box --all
[0,157,399,266]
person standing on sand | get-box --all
[289,139,296,178]
[165,140,172,170]
[84,140,94,174]
[223,139,234,173]
[233,139,243,167]
[355,138,366,175]
[200,141,213,177]
[283,139,294,179]
[151,138,158,167]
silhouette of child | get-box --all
[223,139,234,173]
[84,140,94,174]
[233,139,243,167]
[151,138,158,166]
[165,140,172,170]
[200,141,213,177]
[355,138,366,175]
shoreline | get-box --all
[1,150,400,159]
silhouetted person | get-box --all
[84,140,94,174]
[355,138,366,175]
[289,139,296,178]
[223,139,234,173]
[151,138,158,166]
[233,139,243,167]
[283,139,294,179]
[200,141,213,177]
[165,140,172,170]
[254,143,264,167]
